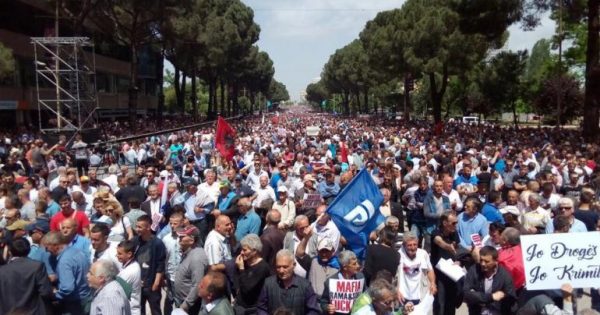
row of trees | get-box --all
[14,0,288,126]
[306,0,598,139]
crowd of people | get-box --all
[0,107,600,315]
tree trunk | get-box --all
[354,91,360,114]
[343,91,350,116]
[250,92,255,113]
[363,88,369,114]
[191,68,197,122]
[220,79,225,116]
[232,84,239,116]
[179,72,187,113]
[512,101,519,128]
[128,44,138,130]
[157,48,164,128]
[174,66,181,110]
[403,76,411,121]
[582,0,600,140]
[208,80,215,119]
[428,65,449,124]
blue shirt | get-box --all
[55,245,91,301]
[457,212,489,249]
[545,217,588,234]
[69,234,91,260]
[453,175,478,189]
[174,192,199,221]
[235,210,261,241]
[218,191,238,212]
[481,203,505,224]
[28,243,54,275]
[47,201,60,217]
[318,181,340,199]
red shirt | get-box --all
[50,210,90,235]
[498,244,525,290]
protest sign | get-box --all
[306,126,320,136]
[520,232,600,290]
[304,193,322,208]
[328,278,364,314]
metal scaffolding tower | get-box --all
[31,37,99,143]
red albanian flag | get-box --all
[215,117,236,161]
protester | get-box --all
[235,234,271,314]
[87,259,132,315]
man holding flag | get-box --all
[326,168,386,260]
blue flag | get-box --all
[326,168,385,259]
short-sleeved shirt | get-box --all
[204,230,232,265]
[50,210,90,235]
[430,229,460,266]
[398,247,432,300]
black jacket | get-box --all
[463,264,517,315]
[0,257,53,315]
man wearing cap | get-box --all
[216,180,237,215]
[272,186,296,230]
[235,197,261,242]
[318,172,340,204]
[295,226,340,296]
[0,238,53,315]
[73,175,97,201]
[232,174,255,199]
[295,173,319,221]
[173,226,208,314]
[27,220,55,278]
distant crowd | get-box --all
[0,109,599,315]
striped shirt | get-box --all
[90,280,131,315]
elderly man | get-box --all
[173,226,208,314]
[319,250,365,314]
[257,249,320,315]
[397,232,436,305]
[260,209,285,266]
[235,197,261,241]
[545,197,587,233]
[43,231,91,314]
[252,175,276,211]
[296,227,340,296]
[457,198,489,250]
[205,215,234,272]
[308,204,341,256]
[498,228,525,292]
[522,193,552,234]
[272,186,296,230]
[87,259,132,315]
[197,271,235,314]
[283,214,311,277]
[61,218,91,260]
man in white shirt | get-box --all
[397,232,436,304]
[116,240,142,315]
[252,175,276,209]
[89,224,122,268]
[442,175,463,212]
[204,215,233,273]
[272,186,296,230]
[197,170,220,203]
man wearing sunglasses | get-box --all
[545,198,587,234]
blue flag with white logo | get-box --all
[326,168,385,260]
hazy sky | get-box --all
[242,0,556,101]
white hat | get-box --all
[277,186,288,193]
[317,238,334,251]
[500,206,520,216]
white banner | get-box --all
[306,126,320,136]
[520,232,600,290]
[328,278,364,314]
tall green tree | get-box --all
[93,0,182,127]
[268,80,289,103]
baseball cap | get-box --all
[234,175,243,182]
[219,180,231,189]
[159,170,169,178]
[6,219,30,231]
[26,220,50,234]
[80,176,90,182]
[183,178,198,186]
[317,238,334,251]
[303,174,317,183]
[277,186,288,193]
[500,206,520,216]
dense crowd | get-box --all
[0,108,600,315]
